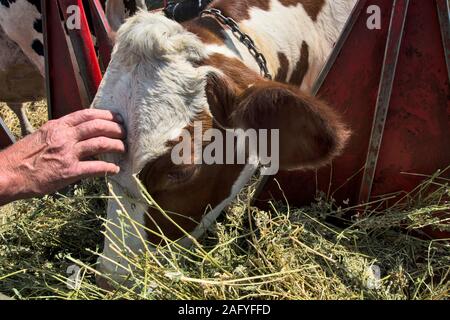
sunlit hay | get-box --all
[0,100,48,139]
[0,166,448,300]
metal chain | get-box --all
[200,8,272,80]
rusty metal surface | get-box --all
[370,0,450,200]
[359,0,410,204]
[0,118,15,150]
[258,0,450,223]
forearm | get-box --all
[0,146,24,206]
[0,137,43,205]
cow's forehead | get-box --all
[92,12,216,174]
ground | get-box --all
[0,101,449,300]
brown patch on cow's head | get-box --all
[138,51,349,244]
[205,72,350,169]
[183,16,228,45]
[139,110,245,244]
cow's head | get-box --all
[92,12,349,278]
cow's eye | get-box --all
[166,165,198,184]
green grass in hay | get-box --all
[0,170,449,300]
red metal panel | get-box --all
[87,0,113,70]
[58,0,102,103]
[371,0,450,200]
[258,0,393,206]
[359,0,410,203]
[43,0,84,120]
[258,0,450,220]
[0,118,15,149]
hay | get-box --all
[0,173,448,300]
[0,101,48,139]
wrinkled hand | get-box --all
[0,109,126,205]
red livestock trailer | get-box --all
[0,0,448,236]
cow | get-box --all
[92,0,356,287]
[0,0,45,135]
[0,23,44,135]
[0,0,144,136]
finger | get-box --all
[75,161,121,178]
[61,109,123,126]
[76,137,126,159]
[75,119,126,141]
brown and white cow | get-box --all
[93,0,356,283]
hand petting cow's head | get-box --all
[92,12,349,282]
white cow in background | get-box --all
[0,0,146,136]
[0,0,45,135]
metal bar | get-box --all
[358,0,410,204]
[58,0,102,104]
[312,0,368,95]
[436,0,450,82]
[0,118,15,149]
[43,0,84,120]
[87,0,113,70]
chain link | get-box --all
[200,8,272,80]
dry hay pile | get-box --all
[0,175,448,300]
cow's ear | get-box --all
[105,0,126,32]
[231,81,350,170]
[205,73,239,128]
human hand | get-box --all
[0,109,126,205]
